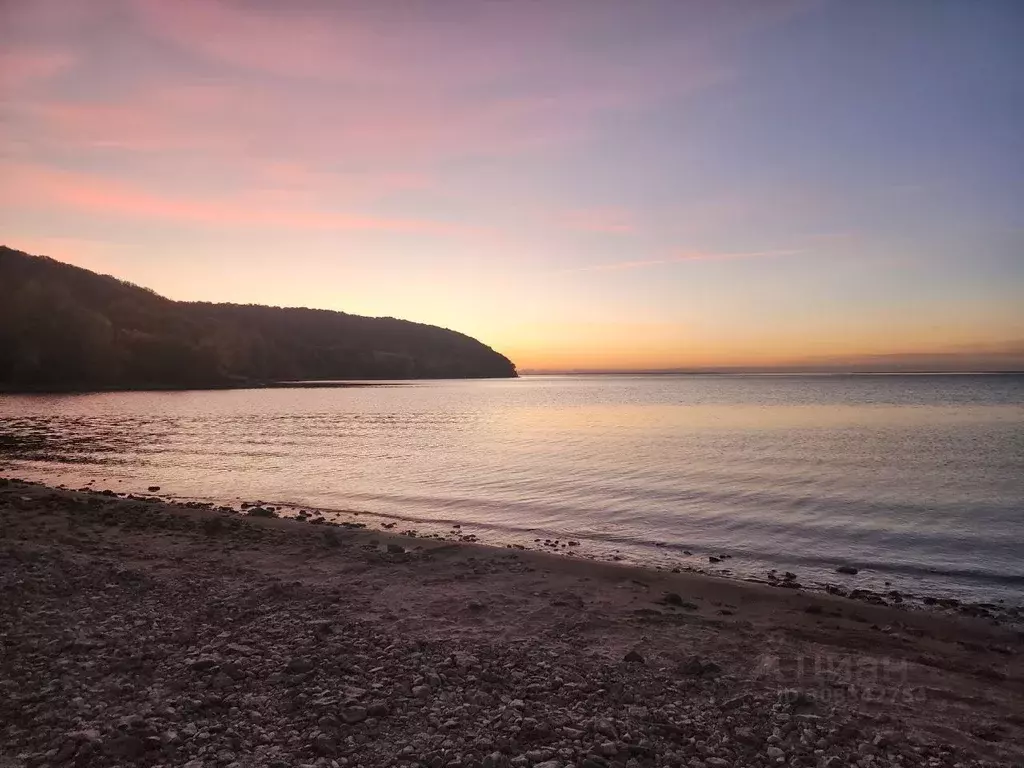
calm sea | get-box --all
[1,374,1022,604]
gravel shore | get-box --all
[1,478,1022,767]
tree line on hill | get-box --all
[0,246,516,390]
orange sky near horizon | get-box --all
[13,232,1022,372]
[2,1,1022,373]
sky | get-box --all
[2,0,1022,372]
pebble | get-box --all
[341,706,367,724]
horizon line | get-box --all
[517,369,1024,376]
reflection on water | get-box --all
[1,374,1022,603]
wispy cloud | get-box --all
[4,0,731,168]
[126,0,728,95]
[561,249,805,274]
[0,163,476,236]
[1,0,740,255]
[7,77,667,185]
[0,48,74,90]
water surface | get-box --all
[1,374,1022,604]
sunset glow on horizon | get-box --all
[2,0,1022,372]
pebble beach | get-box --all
[1,477,1022,768]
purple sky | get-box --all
[2,0,1022,370]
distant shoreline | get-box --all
[519,369,1024,376]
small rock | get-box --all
[67,730,101,743]
[623,649,645,664]
[54,740,77,762]
[210,672,233,689]
[595,718,617,739]
[102,734,145,759]
[341,706,367,724]
[285,657,314,674]
[313,734,336,756]
[723,693,754,710]
[312,619,334,634]
[190,656,220,672]
[734,727,757,744]
[662,592,698,609]
[680,656,721,676]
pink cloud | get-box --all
[2,1,737,223]
[128,0,382,82]
[25,100,202,152]
[109,0,727,163]
[0,0,98,37]
[0,1,776,257]
[15,82,272,153]
[1,163,475,236]
[12,73,643,171]
[0,49,74,90]
[125,0,692,91]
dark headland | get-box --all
[0,246,517,392]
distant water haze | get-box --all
[1,374,1022,604]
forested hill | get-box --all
[0,246,517,390]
